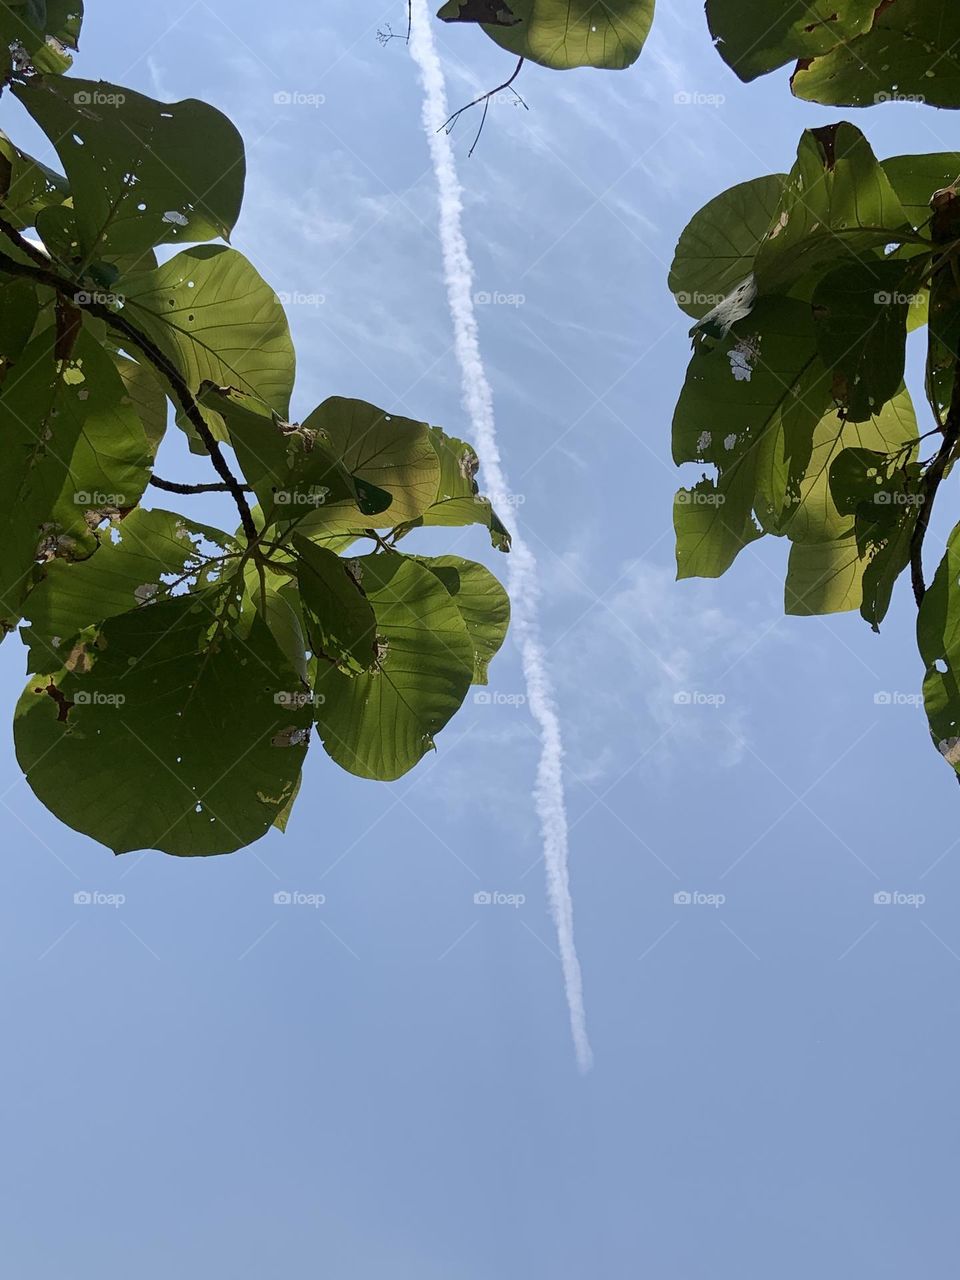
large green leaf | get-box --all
[811,260,915,422]
[14,75,244,262]
[792,0,960,109]
[669,174,786,319]
[882,153,960,229]
[785,533,865,615]
[293,398,441,534]
[15,588,311,855]
[438,0,654,70]
[121,245,295,423]
[0,326,151,631]
[705,0,876,82]
[416,554,510,683]
[293,535,377,676]
[314,552,475,780]
[392,425,511,551]
[918,522,960,773]
[753,124,911,293]
[197,383,388,522]
[777,384,918,545]
[0,127,70,229]
[20,507,240,669]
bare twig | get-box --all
[439,56,526,157]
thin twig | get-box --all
[439,56,526,157]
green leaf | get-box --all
[792,1,960,110]
[438,0,654,70]
[705,0,876,82]
[293,535,377,675]
[753,124,911,293]
[112,352,168,454]
[785,533,864,615]
[197,383,386,521]
[0,326,151,630]
[416,554,510,684]
[918,522,960,773]
[121,245,295,426]
[392,425,511,551]
[0,127,70,229]
[20,507,240,670]
[669,174,785,319]
[0,278,39,382]
[15,588,310,855]
[811,260,915,422]
[882,153,960,230]
[674,472,763,579]
[778,384,918,545]
[314,552,475,780]
[292,397,441,534]
[14,76,244,261]
[0,0,83,74]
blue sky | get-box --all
[2,2,959,1275]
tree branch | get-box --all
[149,476,254,496]
[0,227,259,543]
[439,56,526,157]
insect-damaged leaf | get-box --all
[705,0,877,82]
[14,75,244,260]
[121,245,295,430]
[15,589,311,856]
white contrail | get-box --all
[408,1,593,1074]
